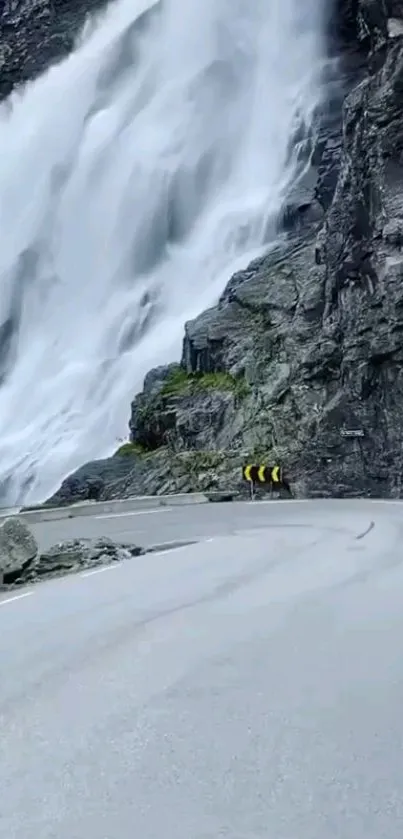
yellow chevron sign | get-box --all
[243,464,253,482]
[257,465,266,483]
[243,464,283,485]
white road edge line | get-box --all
[0,591,33,606]
[94,508,173,520]
[80,565,119,578]
[150,544,199,558]
[247,499,309,505]
[81,544,195,577]
[82,541,211,570]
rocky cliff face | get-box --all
[15,0,403,503]
[0,0,110,100]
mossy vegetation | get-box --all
[170,449,227,489]
[176,449,226,470]
[161,368,249,399]
[114,441,149,456]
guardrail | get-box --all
[0,491,224,523]
[0,506,21,517]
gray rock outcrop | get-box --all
[1,536,144,589]
[0,516,38,583]
[29,536,143,579]
[0,0,162,102]
[0,0,110,100]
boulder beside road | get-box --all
[0,531,145,590]
[23,538,144,584]
[0,517,38,584]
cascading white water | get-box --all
[0,0,326,505]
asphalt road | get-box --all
[25,496,390,551]
[1,499,403,838]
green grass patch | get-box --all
[114,441,149,456]
[161,368,249,399]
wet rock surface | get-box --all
[0,0,110,100]
[0,0,162,102]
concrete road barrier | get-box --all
[0,492,214,524]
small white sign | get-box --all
[340,428,364,438]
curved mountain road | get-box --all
[1,499,403,837]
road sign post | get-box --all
[243,464,256,501]
[242,464,284,497]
